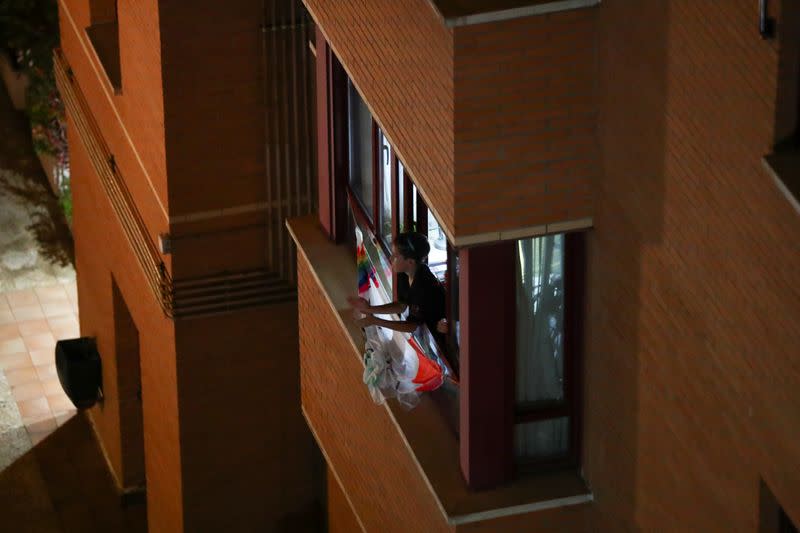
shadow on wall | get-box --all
[0,168,74,268]
[0,412,147,532]
[585,0,668,529]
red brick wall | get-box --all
[159,0,265,217]
[59,0,169,246]
[175,305,320,531]
[116,0,167,206]
[159,0,318,280]
[111,280,145,489]
[327,467,363,533]
[298,254,453,533]
[303,0,455,236]
[453,9,597,236]
[67,116,182,532]
[61,1,180,529]
[584,1,800,530]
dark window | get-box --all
[378,129,393,250]
[513,233,583,469]
[347,80,373,220]
[514,234,567,461]
[317,42,457,369]
[86,0,121,92]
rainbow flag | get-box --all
[356,230,379,296]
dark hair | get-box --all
[395,232,430,262]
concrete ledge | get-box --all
[454,218,593,247]
[288,214,592,529]
[443,0,601,27]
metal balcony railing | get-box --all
[54,48,174,315]
[55,48,301,319]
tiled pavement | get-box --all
[0,282,79,445]
[0,55,147,532]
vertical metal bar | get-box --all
[271,0,283,277]
[417,187,428,236]
[403,171,413,231]
[314,29,333,237]
[282,0,292,223]
[290,0,301,218]
[288,0,301,284]
[301,6,313,215]
[391,151,399,300]
[372,122,380,227]
[261,0,274,271]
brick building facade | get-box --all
[56,0,799,531]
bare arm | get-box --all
[357,314,419,333]
[365,302,407,315]
[347,296,407,316]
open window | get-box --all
[459,232,584,488]
[313,31,585,489]
[86,0,121,92]
[316,39,459,371]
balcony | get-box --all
[288,215,591,531]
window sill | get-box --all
[764,150,800,215]
[85,22,121,94]
[287,215,591,526]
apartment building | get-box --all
[55,0,799,531]
[56,0,320,530]
[291,0,800,531]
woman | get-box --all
[348,232,447,343]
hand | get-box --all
[436,319,448,334]
[347,296,370,312]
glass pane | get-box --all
[427,209,447,282]
[450,250,460,366]
[514,417,569,460]
[398,161,406,233]
[412,183,418,231]
[378,130,392,248]
[347,80,373,219]
[515,234,565,405]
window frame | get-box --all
[317,40,459,372]
[459,232,585,488]
[512,232,585,472]
[314,32,585,490]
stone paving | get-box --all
[0,168,74,292]
[0,64,77,472]
[0,284,79,453]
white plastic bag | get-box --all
[362,326,421,409]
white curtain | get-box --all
[515,235,568,459]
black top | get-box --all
[398,264,446,346]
